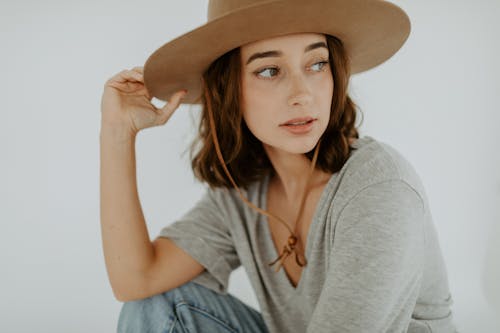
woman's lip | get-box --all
[280,117,315,126]
[280,119,316,134]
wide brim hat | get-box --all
[143,0,411,104]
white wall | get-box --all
[1,0,498,332]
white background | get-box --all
[1,0,499,332]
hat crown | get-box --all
[207,0,272,21]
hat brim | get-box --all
[143,0,410,104]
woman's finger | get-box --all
[108,69,143,84]
[157,90,187,123]
[131,66,143,73]
[120,70,143,82]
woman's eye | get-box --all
[254,60,329,79]
[255,67,279,79]
[311,61,329,72]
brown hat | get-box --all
[143,0,411,104]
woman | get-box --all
[100,1,457,332]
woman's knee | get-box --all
[117,283,189,333]
[117,281,268,333]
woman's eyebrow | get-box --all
[245,41,328,65]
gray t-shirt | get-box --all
[157,135,457,333]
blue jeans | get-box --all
[117,280,270,333]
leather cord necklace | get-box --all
[204,84,321,273]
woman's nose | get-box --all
[287,73,313,107]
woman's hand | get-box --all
[100,66,187,137]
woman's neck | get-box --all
[264,145,331,203]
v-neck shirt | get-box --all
[157,135,457,332]
[260,167,332,296]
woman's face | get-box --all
[240,32,333,155]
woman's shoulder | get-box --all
[202,173,266,214]
[341,135,428,203]
[207,135,429,212]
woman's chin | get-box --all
[275,138,321,155]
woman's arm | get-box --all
[100,127,155,301]
[306,180,425,332]
[99,67,189,301]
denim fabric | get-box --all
[117,280,270,333]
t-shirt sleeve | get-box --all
[306,179,426,333]
[156,187,241,295]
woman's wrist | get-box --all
[100,123,137,145]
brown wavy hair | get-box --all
[188,33,363,190]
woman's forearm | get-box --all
[99,126,155,299]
